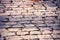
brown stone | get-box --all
[30,0,40,2]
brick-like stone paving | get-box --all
[0,0,60,40]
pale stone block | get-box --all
[6,36,22,40]
[47,7,57,11]
[12,15,23,18]
[37,35,52,39]
[9,17,21,21]
[8,28,21,32]
[24,24,35,27]
[19,21,31,24]
[53,30,60,34]
[32,17,43,21]
[39,27,52,31]
[34,12,45,16]
[28,9,38,13]
[22,27,38,31]
[45,20,54,24]
[33,5,45,10]
[42,30,52,35]
[1,0,10,3]
[21,17,32,20]
[40,38,53,40]
[30,31,41,35]
[24,7,34,10]
[31,20,44,24]
[36,24,46,27]
[0,13,10,16]
[13,7,23,11]
[45,17,55,20]
[45,11,57,16]
[24,14,37,18]
[52,34,60,38]
[1,32,15,37]
[21,35,38,39]
[12,24,24,28]
[22,13,33,15]
[17,31,29,35]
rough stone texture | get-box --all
[0,0,60,40]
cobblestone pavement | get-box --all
[0,0,60,40]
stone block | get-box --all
[42,30,52,35]
[17,31,29,35]
[22,12,33,15]
[21,35,38,39]
[40,38,53,40]
[52,34,60,38]
[39,27,52,31]
[36,24,46,27]
[1,30,15,36]
[24,14,36,18]
[31,20,44,24]
[21,17,32,21]
[19,20,31,24]
[8,28,21,32]
[30,31,41,35]
[32,17,43,21]
[9,17,21,21]
[37,35,52,39]
[24,24,35,27]
[12,24,24,28]
[45,20,54,24]
[6,36,22,40]
[22,27,38,31]
[53,30,60,34]
[33,5,45,10]
[1,0,11,3]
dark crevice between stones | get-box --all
[3,37,6,40]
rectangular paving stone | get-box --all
[24,24,35,27]
[45,20,54,24]
[32,17,43,21]
[53,30,60,34]
[52,34,60,38]
[24,14,37,18]
[12,15,23,18]
[21,35,38,39]
[33,5,45,10]
[17,31,29,35]
[36,24,46,27]
[19,20,31,24]
[39,27,52,31]
[22,12,33,15]
[30,31,41,35]
[22,27,38,31]
[1,32,15,37]
[8,28,21,32]
[12,24,24,28]
[1,0,11,3]
[21,17,32,21]
[37,35,52,39]
[9,17,21,21]
[40,38,53,40]
[31,20,44,24]
[0,13,10,16]
[6,36,22,40]
[42,30,52,35]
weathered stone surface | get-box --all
[0,0,60,40]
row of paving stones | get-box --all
[0,28,60,40]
